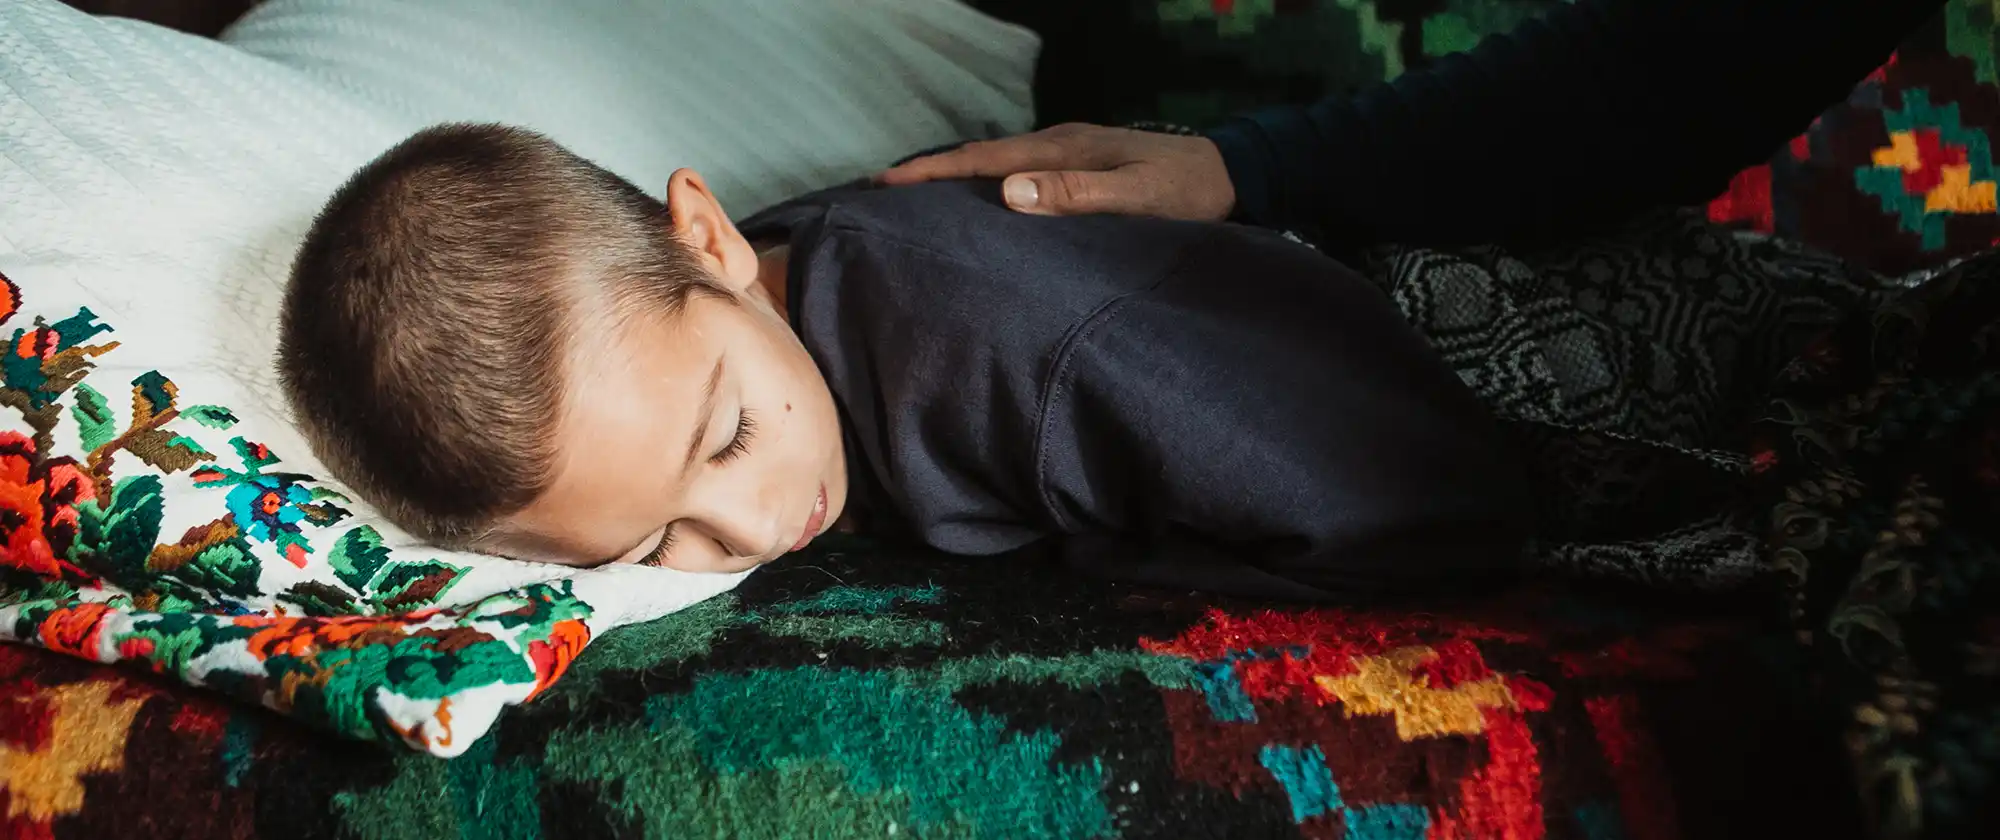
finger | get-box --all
[877,132,1083,185]
[1003,169,1134,216]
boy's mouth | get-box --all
[790,485,829,552]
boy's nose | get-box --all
[704,512,782,562]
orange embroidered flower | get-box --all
[41,461,95,533]
[118,635,157,663]
[525,618,591,701]
[235,613,429,661]
[0,432,58,578]
[38,602,116,660]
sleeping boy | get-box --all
[277,124,1530,601]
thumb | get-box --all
[1002,170,1127,216]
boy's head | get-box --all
[279,123,846,573]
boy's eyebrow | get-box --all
[682,355,727,472]
[598,356,726,567]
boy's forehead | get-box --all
[522,313,723,551]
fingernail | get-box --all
[1004,177,1038,210]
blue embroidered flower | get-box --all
[193,438,350,568]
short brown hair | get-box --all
[278,123,715,548]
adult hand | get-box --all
[876,123,1236,221]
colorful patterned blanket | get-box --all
[7,2,2000,839]
[3,540,1855,840]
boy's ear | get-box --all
[666,169,758,292]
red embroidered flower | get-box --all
[41,461,94,533]
[525,618,591,701]
[117,635,157,663]
[0,433,58,578]
[0,434,104,582]
[38,602,116,660]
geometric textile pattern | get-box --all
[1365,212,1888,590]
[0,540,1853,839]
[1858,89,2000,249]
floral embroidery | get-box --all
[0,269,598,755]
[526,617,592,701]
[36,602,114,659]
[194,439,350,568]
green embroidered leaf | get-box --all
[0,568,84,609]
[180,538,263,597]
[308,486,351,503]
[230,437,282,472]
[281,581,360,617]
[10,601,61,641]
[380,634,536,699]
[139,577,217,614]
[113,624,209,675]
[129,370,176,424]
[329,527,393,594]
[70,382,116,451]
[371,561,468,612]
[48,307,113,352]
[71,475,167,587]
[128,611,259,652]
[484,581,593,632]
[278,634,535,741]
[183,404,239,429]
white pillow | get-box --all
[0,0,1036,756]
[223,0,1040,215]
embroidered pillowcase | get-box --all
[0,0,1036,755]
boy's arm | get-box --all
[1036,227,1531,600]
[1208,0,1939,245]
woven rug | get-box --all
[2,537,1853,839]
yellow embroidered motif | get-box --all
[1872,131,1922,171]
[1314,645,1520,741]
[1928,164,1999,213]
[1871,129,2000,214]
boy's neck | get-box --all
[754,243,791,323]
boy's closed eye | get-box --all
[632,407,758,567]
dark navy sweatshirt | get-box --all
[740,180,1530,601]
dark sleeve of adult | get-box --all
[1205,0,1944,245]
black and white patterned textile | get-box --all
[1364,212,1896,588]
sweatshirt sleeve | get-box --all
[1037,224,1534,601]
[1205,0,1942,246]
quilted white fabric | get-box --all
[0,0,1036,755]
